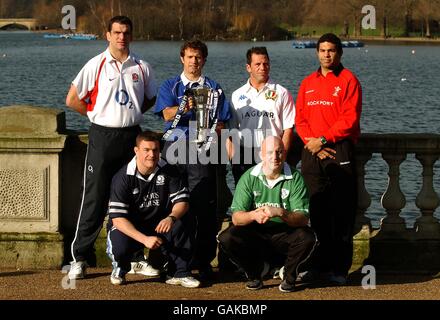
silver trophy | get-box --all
[192,88,211,143]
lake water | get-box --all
[1,31,439,227]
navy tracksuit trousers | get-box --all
[162,140,218,271]
[107,218,194,278]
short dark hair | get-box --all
[317,33,343,55]
[246,47,270,65]
[180,40,208,59]
[108,16,133,33]
[136,130,161,147]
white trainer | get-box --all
[278,266,285,280]
[128,261,160,276]
[68,261,87,280]
[110,273,126,285]
[165,276,201,288]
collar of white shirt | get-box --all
[250,162,293,188]
[180,72,205,88]
[244,78,274,93]
[104,48,137,66]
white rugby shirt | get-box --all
[72,48,157,127]
[229,79,295,148]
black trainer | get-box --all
[279,279,295,292]
[245,279,263,290]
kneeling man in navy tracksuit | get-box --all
[106,131,200,288]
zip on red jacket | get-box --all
[295,64,362,145]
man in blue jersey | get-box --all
[154,40,231,281]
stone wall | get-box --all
[1,105,439,274]
[0,106,68,268]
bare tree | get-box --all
[403,0,418,36]
[177,0,184,39]
[342,0,364,37]
[12,0,436,40]
[414,0,440,37]
[202,0,213,38]
[87,0,108,35]
[0,0,27,18]
[32,0,62,29]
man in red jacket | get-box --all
[295,33,362,285]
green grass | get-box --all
[287,24,410,38]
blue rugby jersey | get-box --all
[154,73,231,140]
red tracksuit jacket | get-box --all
[295,65,362,144]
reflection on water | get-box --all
[1,31,439,226]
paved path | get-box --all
[1,267,439,300]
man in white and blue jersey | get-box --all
[66,16,158,280]
[106,131,200,287]
[154,40,231,280]
[227,47,295,185]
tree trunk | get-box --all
[425,17,430,37]
[203,0,209,38]
[110,0,114,19]
[353,14,357,37]
[88,0,107,35]
[178,0,184,40]
[381,16,387,38]
[404,13,411,37]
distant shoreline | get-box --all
[358,37,440,45]
[4,29,440,44]
[292,35,440,45]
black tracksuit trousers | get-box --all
[218,223,317,284]
[301,139,357,276]
[71,123,140,263]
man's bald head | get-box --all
[261,136,283,155]
[261,136,285,175]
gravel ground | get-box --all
[1,267,439,301]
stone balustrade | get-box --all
[352,134,440,273]
[0,106,439,273]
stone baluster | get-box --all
[380,152,407,235]
[354,152,372,233]
[415,152,440,238]
[352,152,372,270]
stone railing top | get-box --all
[0,106,66,150]
[357,133,440,154]
[0,105,66,136]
